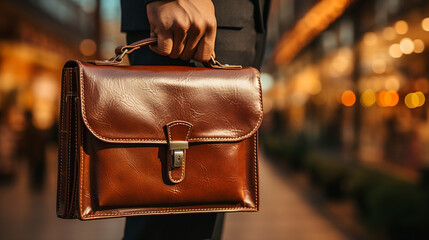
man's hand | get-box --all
[146,0,216,62]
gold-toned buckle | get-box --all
[169,141,188,168]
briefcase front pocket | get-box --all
[57,60,262,220]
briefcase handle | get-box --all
[93,38,242,69]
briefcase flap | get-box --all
[72,61,263,144]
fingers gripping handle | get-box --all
[114,38,158,56]
[90,38,242,69]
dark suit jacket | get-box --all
[121,0,270,33]
[121,1,271,239]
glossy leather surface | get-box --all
[57,60,262,220]
[79,61,262,143]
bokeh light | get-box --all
[416,91,425,107]
[79,39,97,56]
[262,96,274,114]
[363,32,377,46]
[372,59,386,74]
[260,72,275,91]
[290,91,308,107]
[341,90,356,107]
[413,39,425,53]
[382,27,396,41]
[394,20,408,34]
[377,90,399,107]
[377,91,387,106]
[389,43,403,58]
[384,75,401,91]
[422,18,429,31]
[399,38,414,54]
[360,89,376,107]
[405,92,425,108]
[405,93,419,108]
[386,90,399,106]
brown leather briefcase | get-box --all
[57,38,262,220]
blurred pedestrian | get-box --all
[121,0,270,239]
[0,109,17,182]
[23,110,47,191]
[0,93,21,183]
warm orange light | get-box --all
[416,92,425,107]
[405,93,419,108]
[382,27,396,41]
[372,59,386,74]
[405,92,425,108]
[394,20,408,35]
[341,90,356,107]
[377,91,386,106]
[80,39,97,56]
[363,32,377,46]
[422,18,429,31]
[400,38,414,54]
[386,90,399,106]
[360,89,376,107]
[389,43,402,58]
[413,39,425,53]
[377,90,398,107]
[385,75,400,91]
[273,0,352,65]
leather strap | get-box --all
[115,38,158,55]
[165,121,193,184]
[90,38,242,69]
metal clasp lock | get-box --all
[169,141,188,168]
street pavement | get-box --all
[0,145,347,240]
[223,155,348,240]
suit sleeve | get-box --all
[121,0,157,32]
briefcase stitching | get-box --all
[72,61,260,218]
[76,61,263,144]
[78,132,259,218]
[167,121,192,183]
[168,156,186,183]
[167,122,192,141]
[57,69,67,214]
[70,94,79,217]
[66,68,74,216]
[253,133,259,208]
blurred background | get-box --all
[0,0,429,239]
